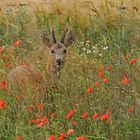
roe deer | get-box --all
[7,28,74,93]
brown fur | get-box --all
[7,65,45,92]
[46,43,67,86]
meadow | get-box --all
[0,0,140,140]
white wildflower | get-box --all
[103,46,109,50]
[87,50,92,54]
[80,41,84,45]
[82,47,86,51]
[99,53,103,56]
[92,46,96,49]
[86,40,90,43]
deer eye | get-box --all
[63,49,67,53]
[51,50,55,54]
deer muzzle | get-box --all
[56,59,64,68]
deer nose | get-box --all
[56,59,63,66]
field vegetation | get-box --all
[0,0,140,139]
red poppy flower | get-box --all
[98,71,104,78]
[122,76,129,85]
[127,106,135,113]
[27,106,34,111]
[18,95,25,99]
[58,132,66,140]
[76,136,87,140]
[30,119,41,125]
[87,87,93,94]
[0,99,6,109]
[37,122,44,128]
[103,78,109,83]
[93,113,99,119]
[41,117,48,124]
[37,103,43,111]
[46,135,55,140]
[98,66,104,72]
[1,80,7,90]
[14,38,22,47]
[94,81,101,87]
[66,109,77,120]
[81,113,89,119]
[129,58,137,64]
[100,112,110,121]
[33,116,48,128]
[1,80,6,86]
[71,121,77,126]
[67,128,74,136]
[50,112,56,118]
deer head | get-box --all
[42,28,74,70]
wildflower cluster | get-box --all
[30,116,48,128]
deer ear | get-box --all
[61,30,74,47]
[42,29,57,48]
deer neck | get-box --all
[46,56,61,86]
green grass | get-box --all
[0,1,140,140]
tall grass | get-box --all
[0,0,140,140]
